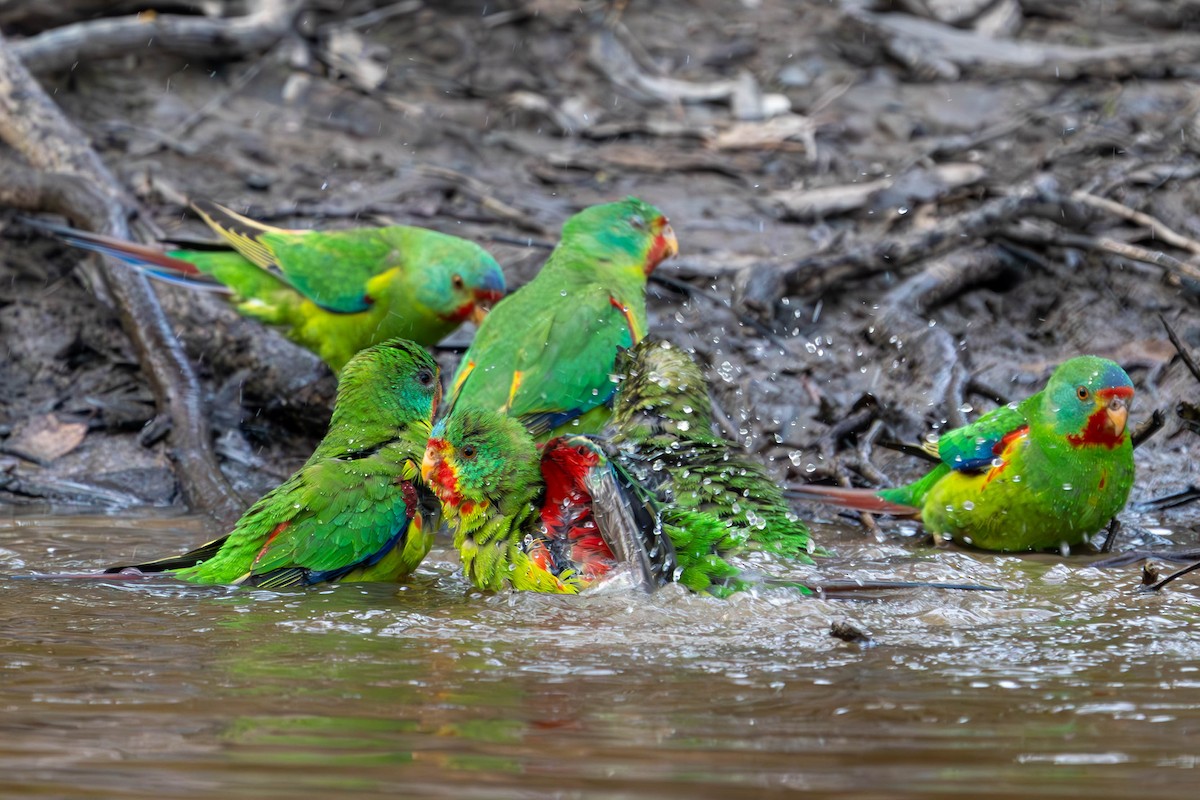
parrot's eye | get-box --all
[628,214,646,230]
[416,369,435,387]
[460,444,477,459]
[451,274,465,290]
[1076,385,1090,401]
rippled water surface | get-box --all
[2,509,1199,798]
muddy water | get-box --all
[1,509,1199,799]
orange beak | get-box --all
[420,441,441,486]
[1105,396,1128,437]
[470,305,490,326]
[660,223,679,259]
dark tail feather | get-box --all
[20,216,227,292]
[785,484,919,516]
[102,535,228,575]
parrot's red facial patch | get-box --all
[643,218,679,275]
[445,289,505,324]
[1067,385,1134,448]
[421,439,463,508]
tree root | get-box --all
[12,0,303,74]
[0,32,247,528]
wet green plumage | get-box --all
[798,356,1136,552]
[447,197,676,438]
[422,410,672,594]
[609,339,816,596]
[105,339,442,586]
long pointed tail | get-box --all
[785,484,919,516]
[21,216,227,292]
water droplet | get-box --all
[962,501,975,511]
[1062,483,1073,491]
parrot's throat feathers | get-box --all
[426,446,463,508]
[1067,387,1133,449]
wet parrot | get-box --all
[446,196,677,437]
[26,200,506,372]
[103,338,443,586]
[608,338,817,596]
[791,356,1136,552]
[421,409,675,594]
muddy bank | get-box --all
[0,0,1196,547]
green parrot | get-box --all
[421,409,675,594]
[608,338,817,596]
[25,200,506,372]
[446,197,677,437]
[421,402,989,598]
[103,338,443,586]
[791,356,1136,552]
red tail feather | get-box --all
[787,485,919,516]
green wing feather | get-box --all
[452,281,640,426]
[930,402,1029,471]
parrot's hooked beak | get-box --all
[420,440,442,487]
[644,218,679,275]
[470,305,490,326]
[1105,395,1128,437]
[660,223,679,259]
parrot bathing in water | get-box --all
[446,197,677,438]
[26,200,506,372]
[421,409,675,594]
[608,339,817,596]
[791,356,1136,552]
[103,338,443,586]
[422,401,989,598]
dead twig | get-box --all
[1131,408,1167,450]
[1161,314,1200,385]
[1099,518,1121,554]
[1072,190,1200,259]
[12,0,303,74]
[1003,224,1200,285]
[1143,558,1200,592]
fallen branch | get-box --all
[12,0,303,74]
[1003,225,1200,285]
[839,0,1200,82]
[1161,315,1200,385]
[0,32,244,527]
[783,183,1046,296]
[1072,190,1200,259]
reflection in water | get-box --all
[1,510,1199,798]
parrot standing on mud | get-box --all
[26,200,506,372]
[421,409,674,594]
[608,339,817,596]
[103,338,443,586]
[446,197,677,437]
[791,356,1136,552]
